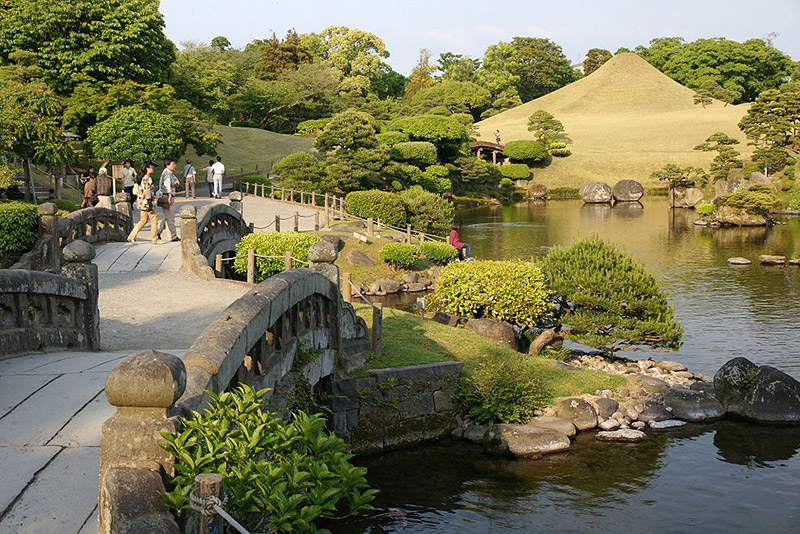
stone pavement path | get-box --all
[0,349,185,533]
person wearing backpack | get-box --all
[182,159,196,199]
[127,162,159,244]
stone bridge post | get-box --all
[114,192,132,218]
[229,191,243,217]
[99,350,185,534]
[308,240,340,288]
[180,205,215,280]
[38,203,61,273]
[61,240,100,350]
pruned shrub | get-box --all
[376,131,409,148]
[51,199,78,212]
[503,140,548,163]
[499,164,531,180]
[344,190,406,227]
[548,140,571,157]
[233,232,320,282]
[499,177,514,189]
[428,260,552,327]
[160,385,376,532]
[696,202,713,216]
[456,353,552,424]
[451,113,474,127]
[0,201,39,264]
[420,241,458,264]
[454,157,502,184]
[384,115,469,150]
[539,235,683,348]
[421,165,452,194]
[399,186,455,234]
[272,152,328,192]
[296,117,331,135]
[379,242,420,269]
[714,183,779,216]
[389,141,437,168]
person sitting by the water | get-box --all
[448,221,472,261]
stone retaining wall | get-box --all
[329,361,464,454]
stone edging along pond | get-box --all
[452,354,800,458]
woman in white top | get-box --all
[202,159,214,197]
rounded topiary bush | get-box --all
[376,131,409,148]
[548,140,571,157]
[420,241,458,264]
[696,203,713,216]
[379,242,420,269]
[344,190,407,227]
[296,118,331,136]
[420,165,452,194]
[428,260,551,327]
[233,232,320,282]
[399,186,455,234]
[499,164,531,180]
[503,140,548,163]
[499,178,514,189]
[389,141,438,168]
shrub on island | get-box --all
[499,163,531,180]
[379,242,420,270]
[428,260,551,327]
[503,140,548,164]
[420,241,458,264]
[233,232,320,282]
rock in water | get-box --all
[528,416,577,437]
[655,360,688,372]
[727,257,752,265]
[612,180,645,202]
[759,255,786,265]
[556,398,598,430]
[714,357,800,423]
[486,424,571,457]
[599,419,621,430]
[649,419,687,430]
[465,318,517,350]
[664,388,724,422]
[638,404,673,423]
[596,429,647,442]
[579,182,613,203]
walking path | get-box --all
[1,189,327,532]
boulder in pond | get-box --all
[727,257,751,265]
[669,186,705,208]
[556,398,598,430]
[579,182,612,203]
[377,279,402,294]
[714,357,800,423]
[612,180,645,202]
[649,419,687,430]
[528,416,577,437]
[596,429,647,442]
[664,388,724,422]
[486,424,571,457]
[465,318,517,350]
[594,398,619,419]
[759,255,786,265]
[715,205,768,226]
[638,404,673,424]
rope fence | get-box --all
[190,473,253,534]
[342,273,383,356]
[215,249,309,284]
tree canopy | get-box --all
[527,110,565,142]
[583,48,612,75]
[86,106,184,162]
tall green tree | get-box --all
[527,110,565,142]
[583,48,612,75]
[694,132,742,181]
[255,29,310,79]
[404,48,436,101]
[304,27,389,96]
[86,106,184,162]
[0,0,175,94]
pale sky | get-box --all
[161,0,800,75]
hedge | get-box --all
[499,164,531,180]
[344,190,406,227]
[385,115,469,147]
[296,118,331,135]
[0,201,39,258]
[427,260,551,327]
[389,141,438,168]
[420,241,458,264]
[232,232,320,282]
[379,242,420,269]
[548,140,571,157]
[376,131,409,148]
[503,140,548,163]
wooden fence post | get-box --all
[312,191,316,206]
[325,205,330,228]
[293,211,299,232]
[261,183,265,197]
[419,232,425,244]
[284,250,293,271]
[247,248,255,285]
[249,222,254,233]
[270,184,275,199]
[367,217,374,237]
[281,187,285,201]
[406,224,412,244]
[192,473,224,534]
[300,191,304,205]
[372,303,383,356]
[342,272,352,303]
[215,254,224,279]
[314,211,320,231]
[275,215,281,232]
[290,188,295,203]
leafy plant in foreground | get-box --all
[160,385,376,533]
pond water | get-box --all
[333,199,800,533]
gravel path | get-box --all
[98,271,250,350]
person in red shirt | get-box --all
[448,221,472,260]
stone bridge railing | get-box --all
[0,240,99,357]
[12,196,133,273]
[180,192,251,280]
[98,243,370,533]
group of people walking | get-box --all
[175,156,225,199]
[127,159,180,245]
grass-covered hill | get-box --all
[477,53,751,189]
[182,125,314,175]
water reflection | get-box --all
[713,421,800,467]
[580,203,612,219]
[612,201,645,219]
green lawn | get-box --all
[354,304,626,399]
[476,53,751,191]
[181,124,315,176]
